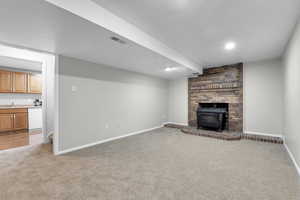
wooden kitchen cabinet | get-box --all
[0,70,13,93]
[13,72,28,93]
[14,113,28,130]
[28,73,42,94]
[0,109,28,132]
[0,114,14,132]
[0,69,42,94]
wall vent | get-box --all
[110,36,126,44]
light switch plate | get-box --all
[71,85,77,92]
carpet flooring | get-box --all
[0,128,299,200]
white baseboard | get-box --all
[163,122,188,126]
[283,141,300,177]
[244,131,283,138]
[56,125,163,155]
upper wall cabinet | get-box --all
[0,69,42,94]
[13,72,28,93]
[0,70,13,93]
[28,73,42,94]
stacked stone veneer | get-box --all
[188,63,243,132]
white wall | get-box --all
[168,78,188,125]
[57,56,169,152]
[244,59,284,136]
[283,19,300,173]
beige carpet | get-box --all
[0,128,299,200]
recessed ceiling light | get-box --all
[165,67,173,72]
[165,67,179,72]
[225,42,236,50]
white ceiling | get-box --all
[92,0,300,67]
[0,0,299,79]
[0,56,42,72]
[0,0,196,79]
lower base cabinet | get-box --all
[0,114,14,132]
[0,109,28,132]
[14,113,28,130]
[0,108,29,150]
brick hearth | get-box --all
[164,124,283,144]
[181,127,242,141]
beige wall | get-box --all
[244,59,284,136]
[168,78,188,125]
[283,19,300,172]
[58,56,169,152]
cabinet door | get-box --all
[0,114,14,132]
[28,74,42,94]
[14,113,28,130]
[0,70,13,93]
[13,72,28,93]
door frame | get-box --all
[0,43,57,153]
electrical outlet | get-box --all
[105,124,109,129]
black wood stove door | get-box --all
[197,112,223,131]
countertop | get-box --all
[0,105,42,109]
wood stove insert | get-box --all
[197,103,228,132]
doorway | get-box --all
[0,44,56,152]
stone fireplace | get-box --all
[188,63,243,132]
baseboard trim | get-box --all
[163,122,188,126]
[283,141,300,177]
[244,131,283,138]
[56,125,163,155]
